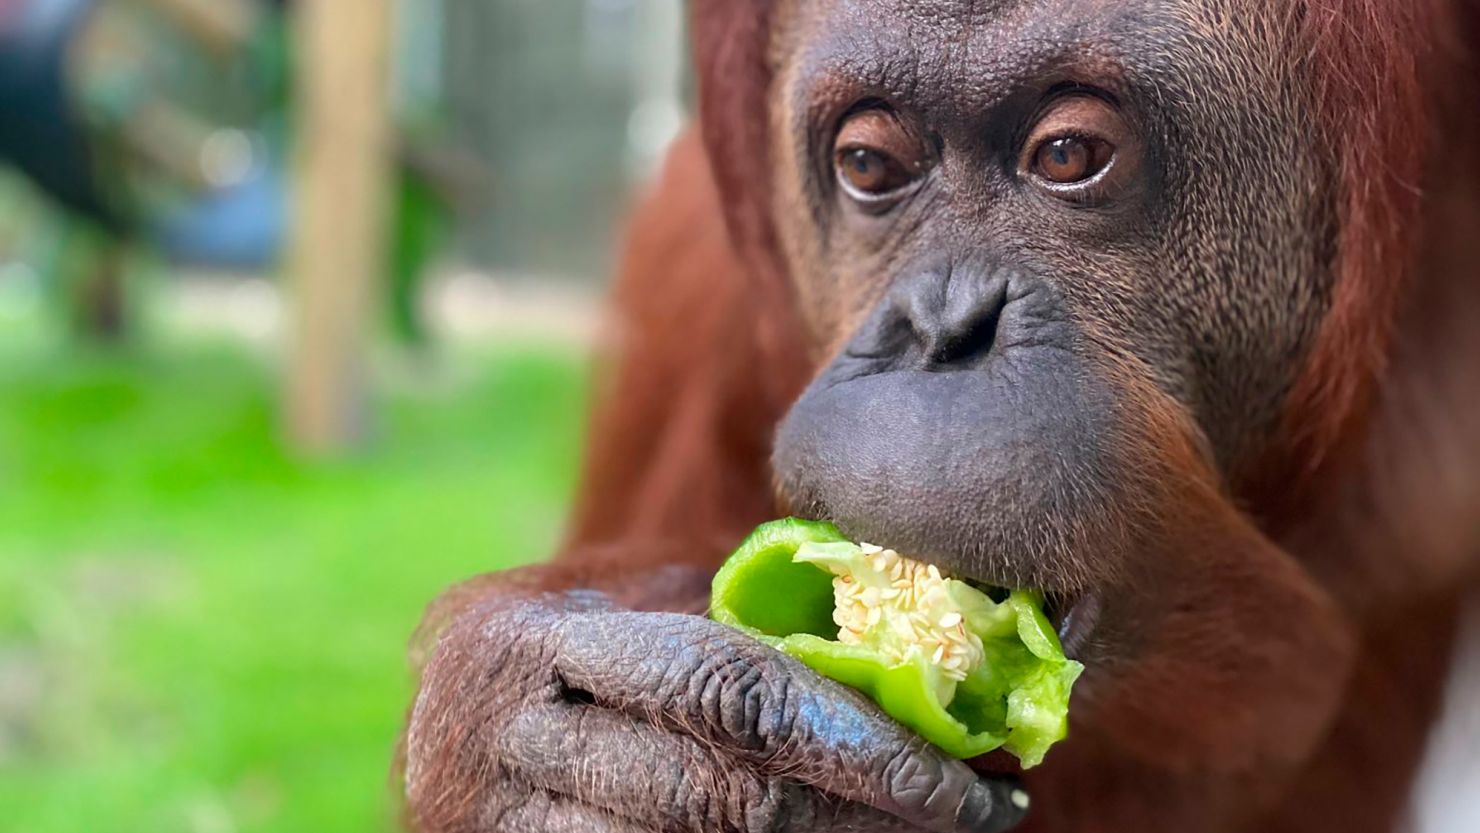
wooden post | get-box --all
[285,0,393,453]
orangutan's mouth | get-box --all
[1046,591,1101,660]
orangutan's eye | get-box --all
[1031,136,1114,184]
[1020,95,1141,203]
[836,147,917,195]
[832,108,933,205]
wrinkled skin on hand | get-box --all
[402,568,1026,833]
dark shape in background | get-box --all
[0,0,121,228]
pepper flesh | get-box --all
[710,518,1083,767]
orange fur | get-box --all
[1272,0,1462,503]
[562,131,810,560]
[402,4,1480,831]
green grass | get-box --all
[0,328,588,832]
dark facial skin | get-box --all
[772,0,1331,624]
[403,3,1352,832]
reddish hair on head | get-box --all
[1281,0,1459,486]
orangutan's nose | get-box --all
[888,263,1011,369]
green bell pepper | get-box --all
[710,518,1083,767]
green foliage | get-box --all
[0,333,587,832]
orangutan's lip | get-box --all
[1049,592,1101,660]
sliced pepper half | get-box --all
[710,518,1083,767]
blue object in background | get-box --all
[155,166,287,270]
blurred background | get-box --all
[0,1,683,830]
